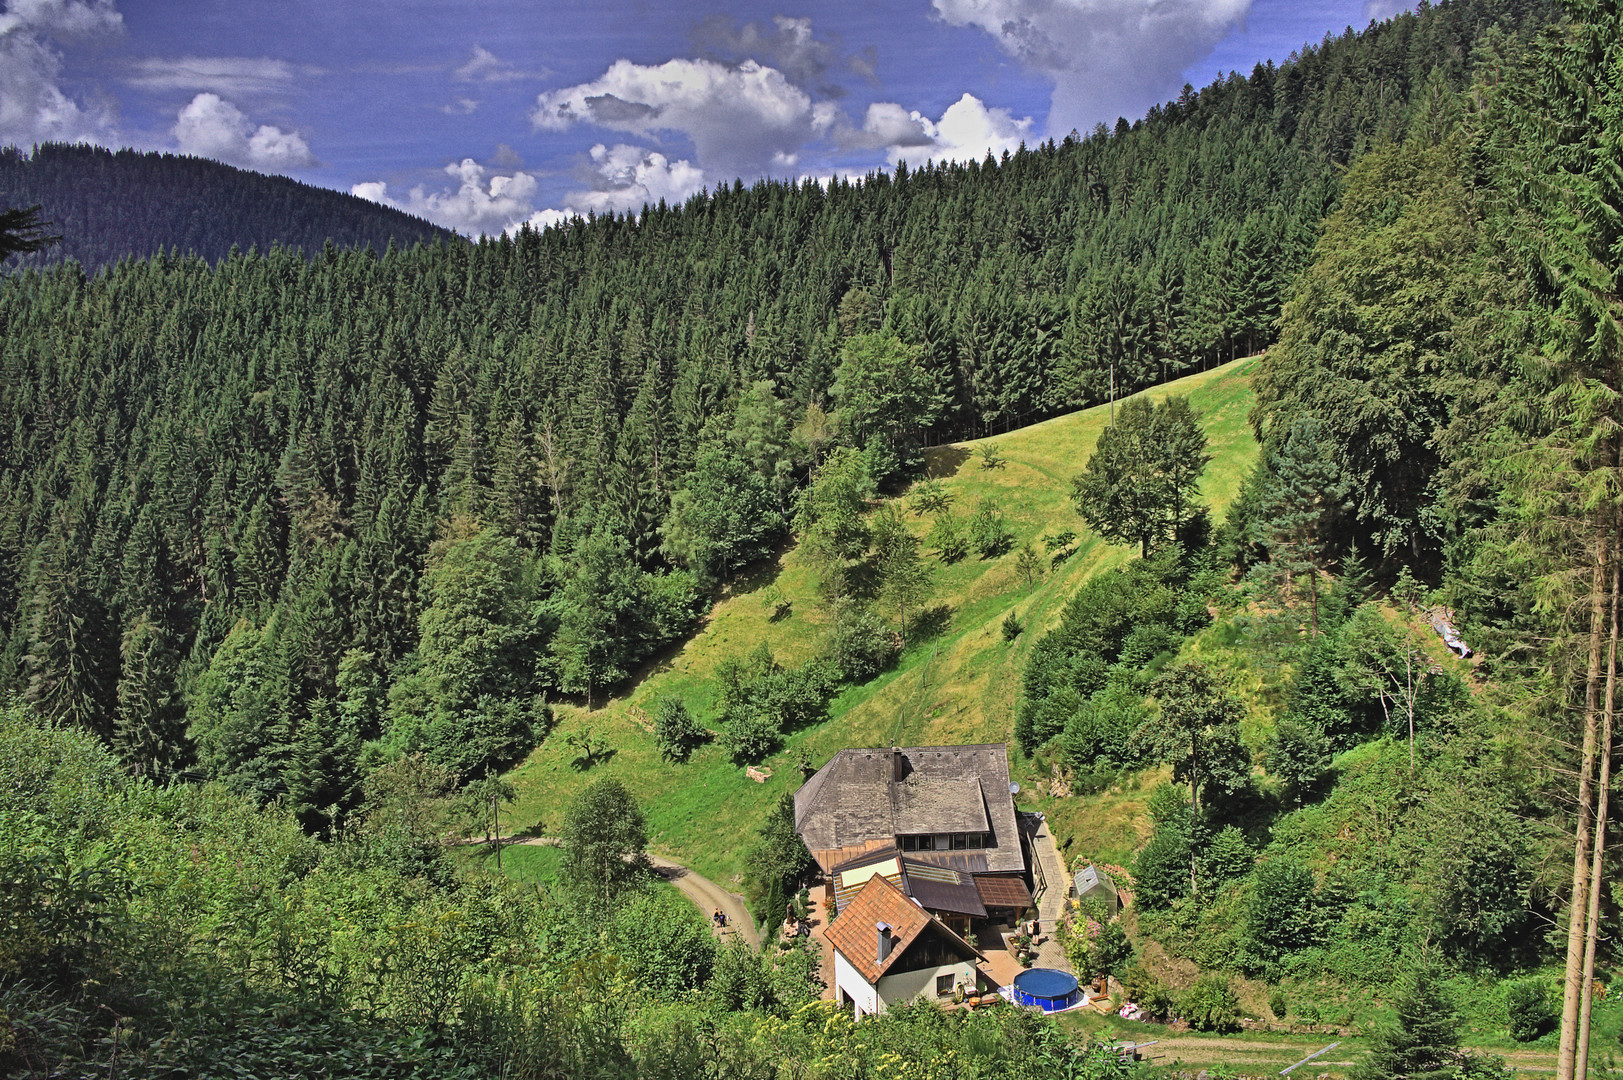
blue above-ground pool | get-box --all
[1012,968,1081,1012]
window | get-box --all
[937,973,956,997]
[900,835,918,851]
[951,833,968,850]
[967,832,985,849]
[916,835,936,851]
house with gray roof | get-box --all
[795,744,1033,934]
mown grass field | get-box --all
[503,358,1262,889]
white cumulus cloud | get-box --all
[932,0,1251,136]
[570,142,705,214]
[356,145,703,237]
[0,0,122,146]
[532,56,835,179]
[352,158,544,237]
[173,92,316,170]
[854,94,1032,164]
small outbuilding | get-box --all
[1073,865,1118,914]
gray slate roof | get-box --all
[794,744,1024,874]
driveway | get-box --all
[492,837,761,949]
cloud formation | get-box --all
[173,92,315,170]
[1362,0,1410,19]
[691,13,872,96]
[126,55,300,96]
[454,44,545,84]
[532,57,837,178]
[862,93,1032,162]
[0,0,122,146]
[353,158,544,236]
[570,142,705,213]
[355,143,705,238]
[932,0,1251,136]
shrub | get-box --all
[1133,824,1193,911]
[969,499,1014,558]
[654,697,708,762]
[1268,988,1288,1019]
[828,601,899,680]
[1042,530,1077,552]
[719,708,780,763]
[926,512,969,562]
[1117,959,1174,1018]
[1180,973,1242,1033]
[1505,980,1555,1042]
[1247,858,1321,964]
[907,479,953,516]
[1002,611,1024,641]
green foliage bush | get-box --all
[1247,858,1322,966]
[1180,973,1242,1033]
[969,499,1015,558]
[715,645,841,762]
[611,888,717,998]
[561,777,650,910]
[926,511,970,562]
[1504,980,1555,1042]
[1116,959,1175,1019]
[907,479,953,516]
[1016,549,1196,755]
[827,601,899,681]
[1002,610,1024,641]
[654,696,708,762]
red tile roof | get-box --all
[824,874,933,985]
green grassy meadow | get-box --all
[503,358,1262,889]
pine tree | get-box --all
[1354,957,1504,1080]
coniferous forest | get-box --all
[0,144,456,272]
[13,0,1623,1075]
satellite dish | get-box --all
[1009,782,1021,795]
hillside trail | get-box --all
[496,837,760,949]
[1117,1034,1556,1074]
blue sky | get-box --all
[1,0,1408,235]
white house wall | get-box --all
[874,959,978,1012]
[834,949,880,1017]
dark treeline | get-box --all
[0,0,1555,814]
[0,144,456,272]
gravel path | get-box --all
[495,837,760,949]
[648,853,761,949]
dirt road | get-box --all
[1106,1034,1556,1075]
[648,854,761,949]
[494,837,760,949]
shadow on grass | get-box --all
[909,603,955,644]
[923,444,973,480]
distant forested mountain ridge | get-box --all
[0,0,1558,792]
[0,144,458,271]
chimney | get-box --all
[876,921,892,962]
[892,747,906,782]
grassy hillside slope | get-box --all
[504,358,1261,887]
